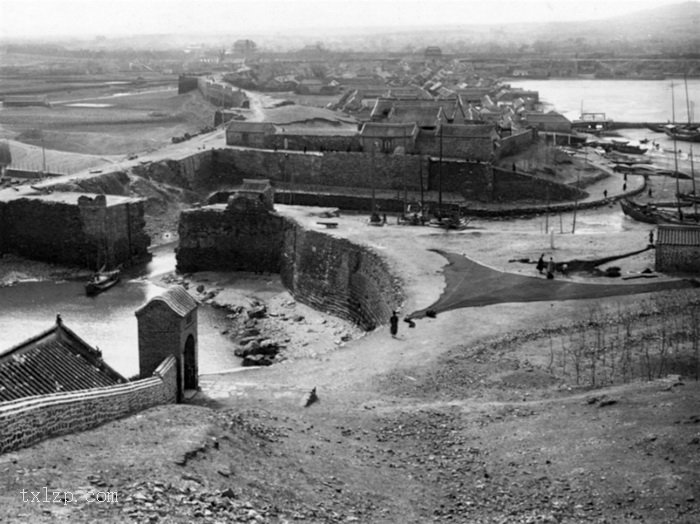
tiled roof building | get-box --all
[655,224,700,273]
[0,316,126,403]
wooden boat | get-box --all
[620,199,697,225]
[620,199,659,224]
[609,141,647,155]
[663,125,700,143]
[645,123,666,133]
[85,269,121,296]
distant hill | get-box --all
[1,1,698,52]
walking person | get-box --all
[547,256,555,280]
[536,253,545,274]
[390,311,399,338]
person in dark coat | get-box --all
[390,311,399,338]
[536,254,545,274]
[547,257,555,279]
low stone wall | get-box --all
[0,356,177,455]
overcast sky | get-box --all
[0,0,691,38]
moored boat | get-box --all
[620,199,658,224]
[620,199,699,226]
[85,269,121,296]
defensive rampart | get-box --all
[177,202,285,273]
[0,193,150,269]
[0,356,177,455]
[280,223,402,330]
[176,205,403,330]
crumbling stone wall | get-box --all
[0,356,177,455]
[132,150,214,191]
[176,200,285,273]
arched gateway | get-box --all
[135,286,199,401]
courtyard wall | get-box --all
[0,356,177,455]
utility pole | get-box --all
[438,123,443,220]
[371,141,378,221]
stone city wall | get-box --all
[280,224,403,330]
[209,148,424,193]
[491,167,585,202]
[0,356,177,455]
[0,195,150,269]
[265,133,361,153]
[416,130,494,161]
[197,77,248,108]
[176,205,403,330]
[498,128,537,157]
[426,162,583,203]
[176,203,285,273]
[0,197,93,266]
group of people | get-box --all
[536,254,557,279]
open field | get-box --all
[1,84,217,156]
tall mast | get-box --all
[438,122,443,219]
[684,73,692,126]
[671,82,681,217]
[684,74,698,218]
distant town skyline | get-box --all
[0,0,694,39]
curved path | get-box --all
[410,250,698,318]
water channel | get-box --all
[0,246,239,378]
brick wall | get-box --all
[0,356,177,455]
[656,245,700,273]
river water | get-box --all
[511,78,700,124]
[0,247,240,378]
[2,79,698,377]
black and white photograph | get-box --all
[1,0,699,521]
